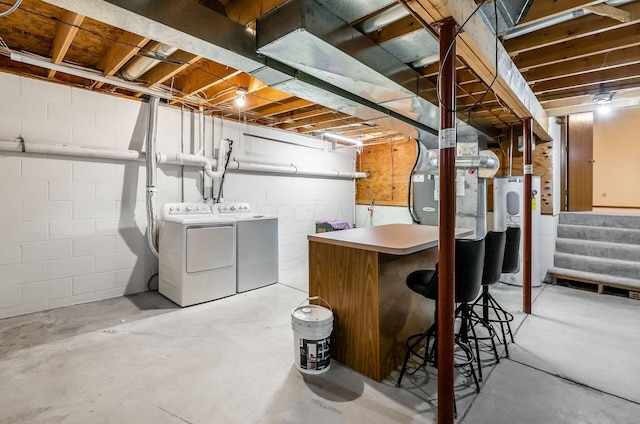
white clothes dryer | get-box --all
[213,202,279,293]
[159,202,236,306]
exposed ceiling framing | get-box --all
[1,0,639,147]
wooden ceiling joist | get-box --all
[504,2,640,55]
[176,61,240,96]
[47,11,84,79]
[519,0,608,26]
[513,23,640,71]
[522,45,640,84]
[279,111,348,130]
[94,31,149,89]
[137,51,201,92]
[252,98,314,117]
[531,63,640,95]
[408,0,550,140]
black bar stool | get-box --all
[469,230,505,380]
[396,238,485,392]
[473,226,520,357]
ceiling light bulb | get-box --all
[235,87,248,107]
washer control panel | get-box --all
[162,202,212,218]
[213,202,252,215]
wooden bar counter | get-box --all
[307,223,472,382]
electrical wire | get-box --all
[407,138,421,224]
[147,272,158,291]
[436,0,500,115]
[0,0,21,17]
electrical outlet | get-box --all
[630,291,640,300]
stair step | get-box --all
[548,266,640,291]
[554,252,640,280]
[557,224,640,245]
[559,212,640,230]
[555,238,640,262]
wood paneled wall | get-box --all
[356,140,416,206]
[356,139,554,215]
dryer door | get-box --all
[186,225,235,273]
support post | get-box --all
[436,17,457,424]
[522,117,533,314]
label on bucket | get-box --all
[299,337,330,371]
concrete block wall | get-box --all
[0,73,357,318]
[215,122,356,268]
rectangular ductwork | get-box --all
[257,0,492,147]
[43,0,492,146]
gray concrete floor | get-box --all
[1,270,639,423]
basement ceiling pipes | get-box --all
[145,96,160,258]
[120,42,178,82]
[0,137,365,180]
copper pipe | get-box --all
[522,118,533,314]
[436,17,457,424]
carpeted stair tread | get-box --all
[548,266,640,290]
[559,212,640,230]
[557,224,640,245]
[553,213,640,291]
[554,252,640,280]
[555,238,640,262]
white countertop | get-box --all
[308,223,473,255]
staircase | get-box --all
[548,212,640,295]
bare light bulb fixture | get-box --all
[235,87,247,107]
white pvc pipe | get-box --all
[0,138,367,180]
[0,138,144,160]
[227,160,368,179]
[146,97,160,259]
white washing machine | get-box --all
[159,202,236,306]
[213,201,279,293]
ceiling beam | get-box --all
[200,73,257,102]
[244,87,293,110]
[174,62,240,96]
[537,77,640,103]
[531,63,640,95]
[298,116,363,133]
[519,0,607,26]
[47,11,85,79]
[135,51,201,95]
[364,15,422,44]
[272,106,332,122]
[406,0,550,140]
[522,45,640,84]
[513,23,640,71]
[253,98,314,117]
[279,111,347,130]
[504,2,640,55]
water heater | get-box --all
[493,176,541,287]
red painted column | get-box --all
[436,17,457,424]
[522,118,533,314]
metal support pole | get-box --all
[522,118,533,314]
[436,17,457,424]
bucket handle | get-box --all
[296,296,332,312]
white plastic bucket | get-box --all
[291,296,333,374]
